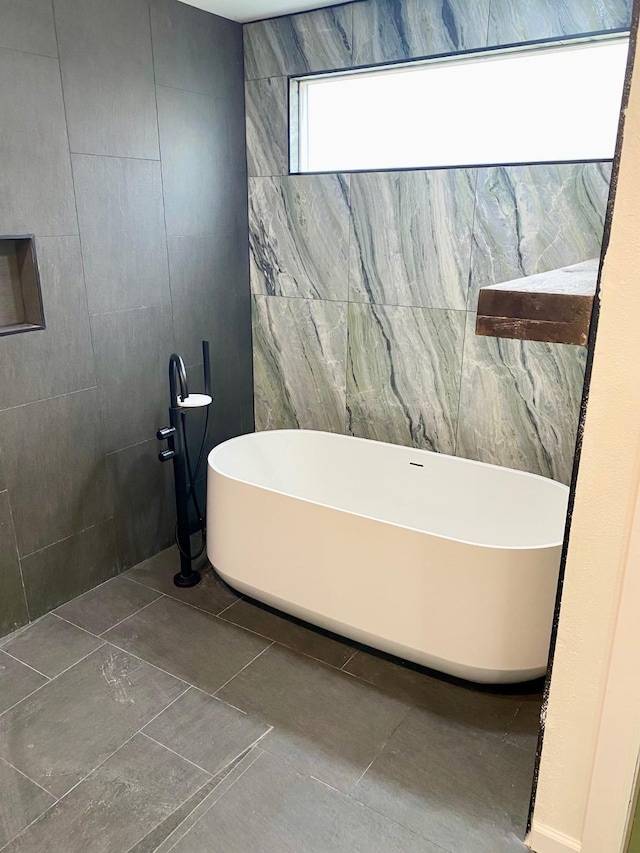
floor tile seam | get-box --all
[92,592,166,637]
[340,648,360,671]
[0,648,50,680]
[348,791,453,853]
[348,701,414,795]
[0,727,156,850]
[214,613,355,671]
[159,748,265,853]
[0,753,59,801]
[0,643,106,720]
[18,685,194,813]
[49,572,131,616]
[120,772,218,853]
[139,731,214,778]
[123,574,240,621]
[100,640,193,693]
[0,794,59,853]
[212,641,275,697]
[49,611,117,644]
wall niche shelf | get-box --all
[475,258,599,346]
[0,235,45,337]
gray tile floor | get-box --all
[0,547,540,852]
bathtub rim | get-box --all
[208,429,569,552]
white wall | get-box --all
[529,23,640,853]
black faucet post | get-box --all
[159,354,201,588]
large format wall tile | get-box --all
[469,163,611,306]
[347,303,465,453]
[253,295,348,433]
[54,0,159,159]
[352,0,491,66]
[246,77,289,177]
[249,175,351,301]
[0,238,95,410]
[20,520,118,620]
[169,233,251,369]
[244,5,353,80]
[488,0,632,46]
[457,313,587,484]
[73,155,171,315]
[349,170,476,310]
[157,86,232,237]
[0,0,58,57]
[0,492,28,636]
[107,439,175,571]
[0,389,111,557]
[0,49,77,236]
[91,306,175,455]
[151,0,243,97]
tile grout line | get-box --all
[348,701,413,795]
[147,0,177,353]
[0,753,58,800]
[5,489,31,623]
[18,516,112,562]
[213,642,275,696]
[0,648,50,680]
[95,593,166,637]
[99,640,194,692]
[140,730,214,778]
[340,648,360,671]
[160,749,265,853]
[50,611,120,642]
[0,683,193,851]
[120,771,217,853]
[0,644,106,720]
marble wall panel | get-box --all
[347,303,466,453]
[244,5,353,80]
[457,313,587,484]
[352,0,491,66]
[253,295,348,433]
[487,0,632,47]
[246,77,289,177]
[349,170,476,309]
[250,175,351,301]
[469,162,611,306]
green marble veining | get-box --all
[457,312,587,484]
[352,0,491,66]
[469,163,611,308]
[250,175,351,301]
[245,77,288,178]
[347,303,466,453]
[244,5,353,80]
[349,170,476,310]
[488,0,632,47]
[252,295,348,433]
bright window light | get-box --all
[293,36,629,173]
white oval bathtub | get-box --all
[207,430,569,684]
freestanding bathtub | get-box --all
[207,430,569,684]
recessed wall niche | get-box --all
[0,236,45,336]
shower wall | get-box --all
[0,0,252,637]
[245,0,630,483]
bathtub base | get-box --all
[215,570,546,684]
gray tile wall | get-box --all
[245,0,629,485]
[0,0,251,637]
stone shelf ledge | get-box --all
[475,258,599,346]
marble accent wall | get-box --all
[245,0,629,485]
